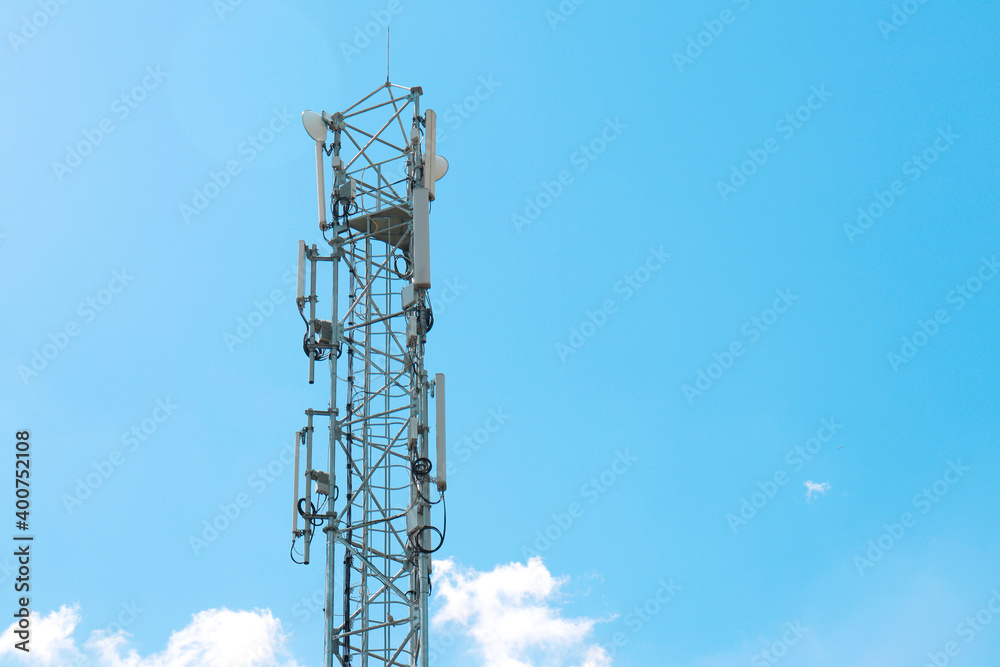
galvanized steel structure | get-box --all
[290,81,448,667]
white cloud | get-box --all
[0,606,301,667]
[433,556,610,666]
[804,480,831,500]
[0,604,82,665]
[2,560,607,667]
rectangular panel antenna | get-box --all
[314,142,327,228]
[435,373,446,492]
[424,109,437,200]
[296,241,306,303]
[412,187,431,288]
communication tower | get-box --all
[290,81,449,667]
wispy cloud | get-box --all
[804,480,831,500]
[433,556,611,666]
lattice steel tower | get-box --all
[290,82,449,667]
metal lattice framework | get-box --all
[291,82,446,667]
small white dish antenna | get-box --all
[432,154,449,181]
[302,110,328,142]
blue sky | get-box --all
[1,0,998,665]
